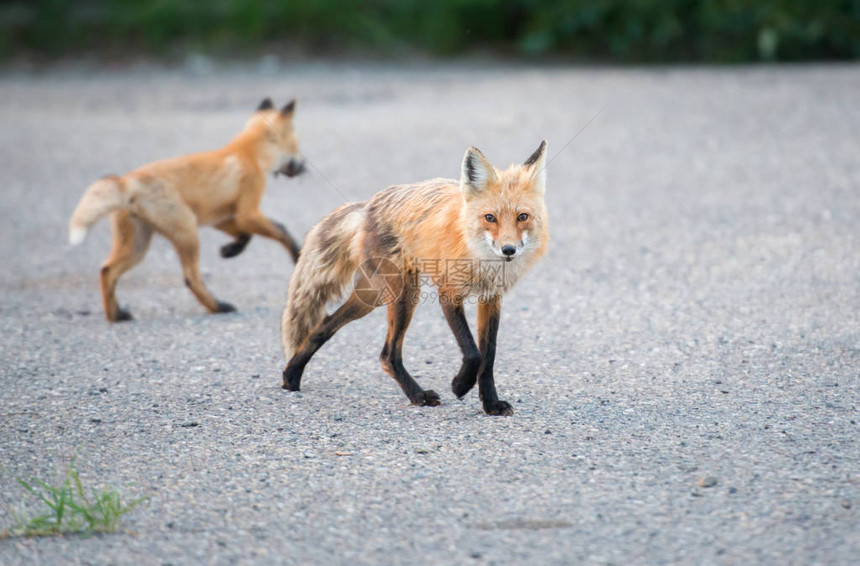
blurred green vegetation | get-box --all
[1,0,858,61]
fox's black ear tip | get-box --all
[258,98,274,111]
[281,99,296,114]
[524,140,548,167]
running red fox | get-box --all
[68,98,305,322]
[281,141,549,415]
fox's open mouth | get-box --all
[275,161,305,178]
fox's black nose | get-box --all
[288,159,305,177]
[279,159,305,178]
[501,245,516,256]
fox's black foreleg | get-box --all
[476,295,512,416]
[271,219,301,263]
[440,295,482,398]
[220,233,252,258]
[380,280,440,406]
[282,294,374,391]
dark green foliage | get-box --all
[0,0,858,61]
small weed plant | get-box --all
[3,458,145,537]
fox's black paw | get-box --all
[220,234,251,258]
[451,359,480,398]
[215,301,236,313]
[114,308,133,322]
[452,376,476,398]
[483,400,514,416]
[415,390,441,407]
[220,243,243,258]
[282,366,302,391]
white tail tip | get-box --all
[69,227,87,246]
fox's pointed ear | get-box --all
[460,146,498,199]
[523,140,548,194]
[257,98,274,111]
[281,99,296,117]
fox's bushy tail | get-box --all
[68,175,130,245]
[281,203,366,358]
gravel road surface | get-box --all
[1,62,858,565]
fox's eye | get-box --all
[517,213,529,222]
[484,214,497,223]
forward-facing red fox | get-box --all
[281,141,549,415]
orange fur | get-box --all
[69,98,305,321]
[280,141,549,415]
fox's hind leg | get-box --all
[99,211,153,322]
[282,293,375,391]
[380,278,440,407]
[440,293,482,398]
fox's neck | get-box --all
[227,129,280,174]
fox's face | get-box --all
[254,98,305,177]
[460,141,548,263]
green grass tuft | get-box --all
[2,458,146,538]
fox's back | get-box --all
[123,149,247,224]
[363,178,470,263]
